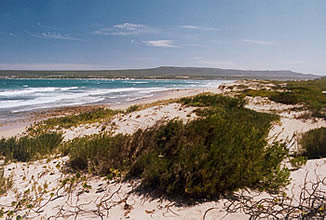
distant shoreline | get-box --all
[0,66,318,80]
[0,77,216,81]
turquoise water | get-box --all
[0,79,231,122]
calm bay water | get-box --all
[0,78,232,123]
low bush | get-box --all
[64,94,289,199]
[300,127,326,159]
[289,155,307,170]
[65,133,131,174]
[64,128,155,175]
[0,132,63,162]
[180,93,246,108]
[241,79,326,118]
[131,116,288,198]
[269,92,300,105]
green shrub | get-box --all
[65,94,288,199]
[0,132,63,162]
[300,127,326,159]
[289,155,307,170]
[131,116,288,198]
[240,79,326,118]
[65,133,131,174]
[180,93,246,108]
[64,127,156,175]
[269,92,300,105]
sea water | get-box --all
[0,78,232,123]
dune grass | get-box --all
[300,127,326,159]
[0,168,12,195]
[0,132,63,162]
[28,107,120,135]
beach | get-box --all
[0,78,229,138]
[0,80,325,219]
[3,1,325,219]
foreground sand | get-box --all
[0,81,326,219]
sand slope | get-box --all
[0,81,326,219]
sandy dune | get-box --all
[0,80,326,219]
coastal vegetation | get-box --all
[0,91,324,217]
[62,94,291,199]
[0,92,317,202]
[300,127,326,159]
[241,78,326,118]
[0,132,63,162]
[28,107,119,134]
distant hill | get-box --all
[0,66,319,80]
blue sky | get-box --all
[0,0,326,75]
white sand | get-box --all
[64,103,198,140]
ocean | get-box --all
[0,78,232,123]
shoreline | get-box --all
[0,87,219,138]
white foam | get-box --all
[0,88,150,110]
[12,97,106,113]
[0,80,235,115]
[0,87,79,96]
[122,81,149,84]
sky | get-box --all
[0,0,326,75]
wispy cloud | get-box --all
[143,40,177,48]
[113,23,145,30]
[36,22,60,30]
[95,23,219,37]
[95,22,153,36]
[241,39,273,46]
[0,32,16,37]
[179,25,221,31]
[31,32,80,40]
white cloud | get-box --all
[31,32,80,40]
[179,25,220,31]
[143,40,177,48]
[95,23,219,37]
[180,25,200,29]
[95,23,152,36]
[114,23,145,31]
[241,39,273,46]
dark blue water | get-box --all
[0,79,232,122]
